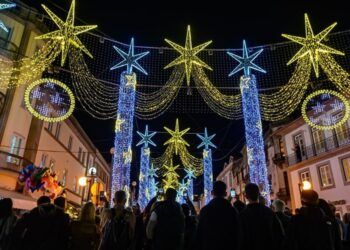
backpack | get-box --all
[99,208,131,250]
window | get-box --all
[7,135,23,164]
[82,151,86,166]
[41,154,48,167]
[88,156,94,168]
[47,122,54,133]
[335,121,350,146]
[317,164,334,189]
[0,27,12,49]
[68,136,73,151]
[55,123,61,139]
[73,176,77,192]
[300,169,311,183]
[62,169,67,187]
[293,133,306,158]
[312,128,326,154]
[78,147,82,161]
[340,157,350,184]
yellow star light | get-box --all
[125,74,137,90]
[163,160,180,179]
[282,13,344,77]
[123,146,132,164]
[164,25,212,86]
[164,119,190,155]
[203,150,209,158]
[36,0,97,66]
[115,114,125,132]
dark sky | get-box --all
[22,0,350,190]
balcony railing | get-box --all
[286,130,350,166]
[0,150,32,173]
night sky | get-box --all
[22,0,350,191]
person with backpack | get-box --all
[286,190,337,250]
[69,202,100,250]
[99,190,136,250]
[146,188,185,250]
[0,198,17,250]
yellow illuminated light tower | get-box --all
[282,13,344,77]
[36,0,97,66]
[164,119,190,155]
[165,25,212,86]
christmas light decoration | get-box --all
[115,114,125,132]
[148,164,159,198]
[163,159,180,180]
[164,119,190,155]
[227,40,266,76]
[301,89,350,130]
[184,168,195,200]
[282,13,344,77]
[111,38,150,75]
[111,73,137,198]
[164,25,212,86]
[24,78,75,122]
[197,128,216,204]
[137,125,157,210]
[36,0,97,66]
[0,2,16,32]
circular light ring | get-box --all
[24,78,75,123]
[302,89,350,130]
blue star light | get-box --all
[197,127,216,150]
[184,168,196,180]
[111,38,150,75]
[136,125,157,148]
[227,40,266,77]
[0,2,16,33]
[148,164,158,178]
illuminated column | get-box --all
[184,169,196,201]
[240,75,270,204]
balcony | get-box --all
[286,130,350,166]
[272,153,286,166]
[0,150,32,173]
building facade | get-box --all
[0,2,110,210]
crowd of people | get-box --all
[0,181,350,250]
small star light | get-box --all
[164,119,190,155]
[184,168,196,180]
[111,38,150,75]
[197,127,216,150]
[164,25,212,86]
[164,160,180,179]
[137,125,157,148]
[115,114,125,132]
[123,146,132,164]
[36,0,97,66]
[179,179,188,193]
[163,178,176,191]
[227,40,266,77]
[148,164,158,178]
[282,13,344,77]
[0,2,16,33]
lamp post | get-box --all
[298,180,312,207]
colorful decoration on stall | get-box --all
[302,89,350,130]
[0,2,16,32]
[282,13,344,78]
[24,78,75,122]
[36,0,97,66]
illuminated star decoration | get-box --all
[0,2,16,32]
[179,179,188,193]
[227,40,266,77]
[163,160,180,179]
[148,164,158,178]
[197,127,216,150]
[164,25,212,86]
[36,0,97,66]
[111,38,150,75]
[123,146,132,164]
[115,114,125,132]
[164,119,190,155]
[163,178,176,190]
[282,13,344,77]
[184,168,196,180]
[136,125,157,148]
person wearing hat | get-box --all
[286,190,337,250]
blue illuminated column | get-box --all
[240,75,270,204]
[227,40,270,204]
[184,169,196,201]
[136,125,156,210]
[110,38,149,198]
[197,127,216,205]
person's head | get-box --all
[272,199,286,213]
[0,198,13,218]
[181,203,190,217]
[54,196,66,210]
[113,190,127,206]
[165,188,177,201]
[37,196,51,206]
[300,189,319,207]
[212,181,227,198]
[244,183,260,203]
[80,202,96,222]
[318,199,334,218]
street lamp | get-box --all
[298,180,312,209]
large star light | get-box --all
[137,125,156,148]
[197,127,216,150]
[164,119,190,155]
[282,13,344,77]
[111,38,149,75]
[164,25,212,86]
[227,40,266,77]
[0,2,16,32]
[36,0,97,66]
